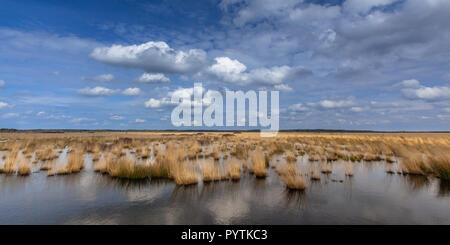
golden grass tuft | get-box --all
[3,147,20,174]
[285,151,297,163]
[106,156,151,179]
[250,149,267,177]
[17,158,32,176]
[65,151,85,174]
[200,158,223,182]
[171,160,198,185]
[277,164,306,190]
[226,159,241,180]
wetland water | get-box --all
[0,154,449,224]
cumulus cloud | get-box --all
[122,87,141,96]
[145,98,163,108]
[204,57,311,86]
[77,86,119,96]
[0,80,5,87]
[135,118,146,123]
[311,99,355,109]
[84,74,115,82]
[144,86,207,109]
[399,79,421,88]
[90,41,207,74]
[400,79,450,101]
[0,101,9,109]
[138,73,170,83]
[289,103,308,112]
[274,84,293,92]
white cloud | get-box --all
[2,113,19,118]
[37,111,45,116]
[135,118,146,123]
[205,57,310,86]
[315,99,355,109]
[401,79,450,101]
[0,101,9,109]
[400,79,421,88]
[289,103,308,112]
[144,86,206,109]
[90,41,207,74]
[0,80,5,87]
[77,86,119,96]
[404,86,450,100]
[145,98,162,108]
[110,115,125,120]
[274,84,293,92]
[138,73,170,83]
[122,87,141,96]
[85,74,114,82]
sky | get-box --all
[1,0,450,131]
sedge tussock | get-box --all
[171,160,198,185]
[17,158,32,176]
[277,164,306,190]
[226,159,241,180]
[285,151,297,163]
[106,156,151,179]
[250,149,267,177]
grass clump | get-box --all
[107,157,151,179]
[250,149,267,178]
[277,164,306,190]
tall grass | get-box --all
[250,149,267,177]
[277,164,306,190]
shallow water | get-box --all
[0,159,449,224]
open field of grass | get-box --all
[1,131,449,189]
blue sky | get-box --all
[1,0,450,131]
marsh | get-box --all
[0,131,449,224]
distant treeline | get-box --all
[1,128,449,133]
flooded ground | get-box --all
[1,157,449,224]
